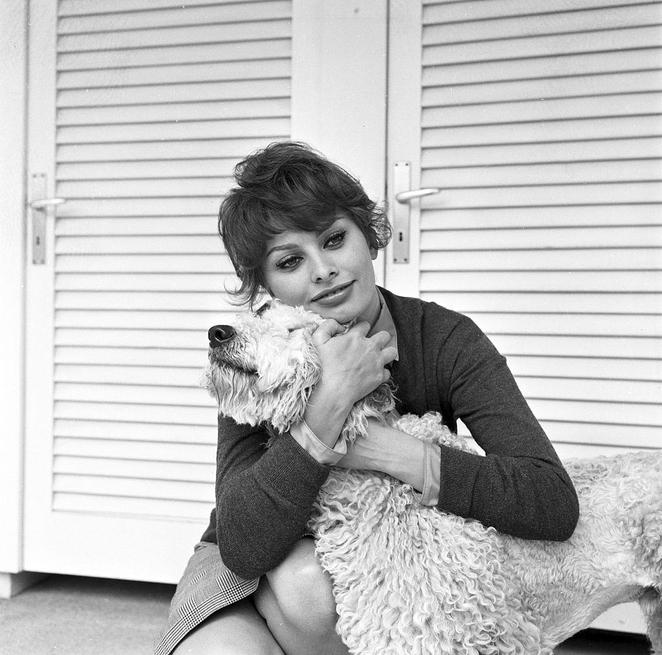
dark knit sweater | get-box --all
[200,288,579,579]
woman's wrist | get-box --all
[377,424,427,491]
[303,382,353,447]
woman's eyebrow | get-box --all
[265,243,296,258]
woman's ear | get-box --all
[370,247,378,260]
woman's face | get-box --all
[261,216,381,325]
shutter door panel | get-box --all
[422,271,660,292]
[55,419,212,443]
[56,217,237,235]
[425,26,662,66]
[425,47,662,87]
[467,314,662,337]
[56,311,224,330]
[507,356,662,381]
[57,98,290,124]
[426,70,662,106]
[58,39,291,70]
[423,139,662,168]
[59,0,270,14]
[422,160,662,186]
[58,20,291,51]
[58,80,289,105]
[420,0,662,452]
[425,292,660,314]
[421,205,662,228]
[51,0,291,524]
[427,0,649,20]
[56,364,202,385]
[54,439,215,461]
[422,249,662,269]
[55,346,203,366]
[58,137,282,160]
[423,117,662,148]
[59,59,290,87]
[56,273,232,291]
[425,4,660,42]
[425,93,662,125]
[58,1,290,32]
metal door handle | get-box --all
[395,188,441,203]
[29,173,67,265]
[29,197,66,210]
[392,162,441,264]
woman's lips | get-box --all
[312,281,354,305]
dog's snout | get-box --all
[208,325,236,347]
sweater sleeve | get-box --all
[435,317,579,541]
[211,415,331,579]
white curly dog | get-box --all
[205,300,662,655]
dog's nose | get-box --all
[208,325,236,347]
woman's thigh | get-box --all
[171,597,284,655]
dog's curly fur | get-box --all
[205,300,662,654]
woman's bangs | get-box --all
[261,205,338,237]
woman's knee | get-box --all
[260,538,337,637]
[171,598,284,655]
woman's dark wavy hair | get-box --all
[219,141,391,307]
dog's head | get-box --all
[204,300,323,433]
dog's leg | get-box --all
[639,588,662,654]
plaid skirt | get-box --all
[154,541,260,655]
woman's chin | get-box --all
[315,308,353,324]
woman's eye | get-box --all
[276,255,301,270]
[325,231,346,248]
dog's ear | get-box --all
[255,348,297,393]
[254,330,321,432]
[265,345,321,432]
[255,328,319,394]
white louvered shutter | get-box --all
[389,0,662,457]
[25,0,291,582]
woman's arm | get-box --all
[213,417,330,580]
[435,319,579,540]
[338,315,578,541]
[213,320,396,579]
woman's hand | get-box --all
[303,320,397,447]
[313,320,396,406]
[337,419,427,492]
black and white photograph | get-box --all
[0,1,660,653]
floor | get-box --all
[0,575,652,654]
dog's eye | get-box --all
[286,326,308,335]
[256,302,271,317]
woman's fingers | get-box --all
[310,321,396,403]
[381,345,398,366]
[311,319,345,345]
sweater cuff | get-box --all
[290,420,347,465]
[420,442,441,506]
[436,444,483,517]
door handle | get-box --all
[392,162,441,263]
[29,173,66,265]
[395,188,441,203]
[29,198,66,210]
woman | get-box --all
[156,141,579,655]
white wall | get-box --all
[0,0,28,575]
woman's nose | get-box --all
[208,325,235,347]
[311,254,338,282]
